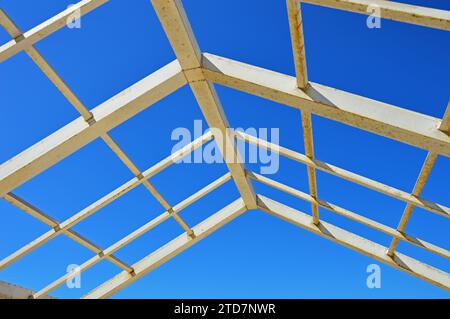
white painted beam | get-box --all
[301,0,450,31]
[83,197,246,299]
[1,9,194,238]
[287,0,308,88]
[150,0,257,209]
[202,53,450,157]
[257,195,450,291]
[0,59,186,197]
[286,0,320,224]
[0,0,108,62]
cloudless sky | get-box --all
[0,0,449,298]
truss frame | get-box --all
[0,0,449,298]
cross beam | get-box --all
[0,59,186,197]
[0,0,449,297]
[201,53,450,157]
[301,0,450,31]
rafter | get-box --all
[0,0,108,62]
[202,53,450,157]
[150,0,257,209]
[0,59,186,197]
[301,0,450,31]
[287,0,308,89]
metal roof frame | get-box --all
[0,0,449,298]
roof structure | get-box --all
[0,0,449,298]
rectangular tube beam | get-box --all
[150,0,257,209]
[202,53,450,157]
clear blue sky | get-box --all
[0,0,449,298]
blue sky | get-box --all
[0,0,449,298]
